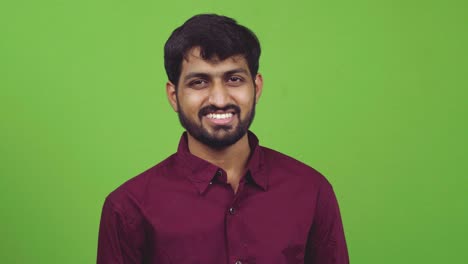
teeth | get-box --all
[207,113,233,119]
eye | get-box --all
[188,79,208,89]
[226,76,244,86]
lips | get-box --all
[198,105,240,125]
[199,105,240,117]
[204,111,236,125]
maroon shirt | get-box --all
[97,132,349,264]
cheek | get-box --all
[233,90,255,109]
[178,92,206,112]
[231,86,255,100]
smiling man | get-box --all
[97,14,349,264]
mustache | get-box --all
[198,104,241,118]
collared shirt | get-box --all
[97,131,349,264]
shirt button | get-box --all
[235,261,242,264]
[216,170,222,177]
[229,207,236,215]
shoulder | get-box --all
[104,153,177,213]
[260,146,331,187]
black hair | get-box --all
[164,14,261,87]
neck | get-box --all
[187,133,251,187]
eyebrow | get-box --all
[183,68,249,82]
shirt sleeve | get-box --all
[97,197,145,264]
[305,181,349,264]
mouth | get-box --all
[204,111,236,125]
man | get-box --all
[97,14,349,264]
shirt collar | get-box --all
[175,131,267,194]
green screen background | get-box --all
[1,0,467,263]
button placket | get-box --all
[224,168,249,264]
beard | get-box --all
[176,98,256,150]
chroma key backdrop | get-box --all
[1,0,467,263]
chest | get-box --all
[143,182,316,264]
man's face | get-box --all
[166,47,263,149]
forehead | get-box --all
[180,47,250,76]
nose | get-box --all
[207,80,231,108]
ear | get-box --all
[254,73,263,104]
[166,81,178,112]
